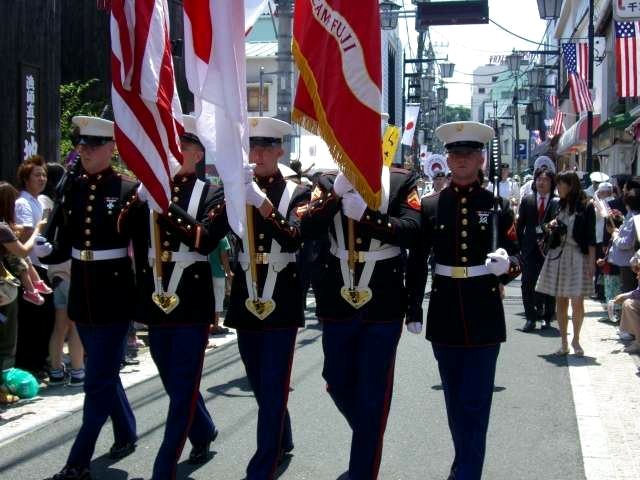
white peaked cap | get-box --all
[436,121,494,150]
[182,114,198,137]
[590,171,610,183]
[533,155,556,173]
[72,115,114,139]
[248,116,294,139]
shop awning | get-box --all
[557,114,601,155]
[593,112,636,136]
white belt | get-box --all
[435,263,490,279]
[330,245,401,263]
[148,249,207,263]
[238,252,296,265]
[71,248,128,262]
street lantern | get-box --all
[380,0,401,30]
[532,99,545,114]
[438,62,455,79]
[420,74,435,95]
[526,66,545,87]
[506,51,524,73]
[536,0,562,20]
[437,86,448,102]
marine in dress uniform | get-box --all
[405,122,521,480]
[301,162,421,479]
[43,116,138,480]
[224,117,310,480]
[118,115,227,480]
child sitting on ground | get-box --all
[596,210,625,322]
[612,252,640,354]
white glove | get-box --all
[341,191,367,221]
[485,248,510,276]
[33,235,53,257]
[406,322,423,335]
[246,181,267,208]
[136,185,148,202]
[243,163,256,184]
[333,173,354,197]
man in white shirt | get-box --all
[497,163,520,208]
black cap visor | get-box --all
[79,135,113,146]
[250,137,282,148]
[445,141,484,154]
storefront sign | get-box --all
[615,1,640,21]
[19,64,40,161]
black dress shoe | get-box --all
[277,445,294,466]
[108,441,136,459]
[541,319,552,329]
[522,320,536,332]
[188,429,219,464]
[47,465,92,480]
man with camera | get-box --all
[517,166,559,332]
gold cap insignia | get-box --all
[456,124,464,132]
[250,118,259,128]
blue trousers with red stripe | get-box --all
[321,315,403,480]
[67,323,137,469]
[148,324,215,480]
[432,344,500,480]
[237,328,297,480]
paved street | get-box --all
[1,280,639,479]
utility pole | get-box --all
[276,0,293,164]
[586,0,594,173]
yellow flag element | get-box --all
[382,126,401,167]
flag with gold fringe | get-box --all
[292,0,382,209]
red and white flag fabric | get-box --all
[183,0,249,236]
[401,104,420,146]
[292,0,383,209]
[245,0,269,33]
[110,0,184,212]
[547,95,565,138]
[615,21,640,98]
[568,73,593,113]
[562,43,593,113]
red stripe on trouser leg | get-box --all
[370,353,398,479]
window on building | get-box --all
[247,86,269,112]
[478,87,486,94]
[492,76,499,82]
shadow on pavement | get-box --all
[431,384,506,393]
[538,353,601,367]
[206,376,253,398]
[176,451,219,479]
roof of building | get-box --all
[246,41,278,58]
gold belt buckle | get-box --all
[80,250,94,261]
[255,253,269,264]
[161,251,172,262]
[450,266,468,279]
[349,251,366,264]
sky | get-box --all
[398,0,549,107]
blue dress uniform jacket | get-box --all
[41,166,138,325]
[118,174,229,326]
[300,168,421,322]
[225,171,310,331]
[406,182,521,346]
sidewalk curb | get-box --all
[0,333,237,449]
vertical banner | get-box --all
[19,64,40,160]
[401,104,420,146]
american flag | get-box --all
[615,21,640,98]
[110,0,184,212]
[546,94,565,138]
[562,43,593,113]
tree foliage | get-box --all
[444,105,471,123]
[59,79,105,161]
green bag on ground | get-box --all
[1,368,39,398]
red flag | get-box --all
[110,0,184,212]
[292,0,382,209]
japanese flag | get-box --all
[401,104,420,146]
